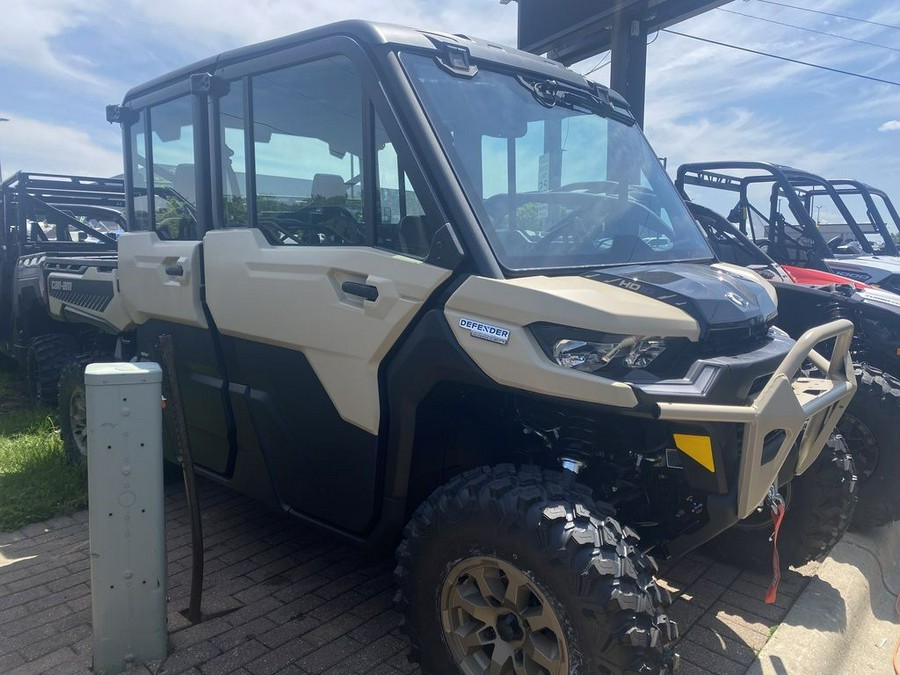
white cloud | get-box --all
[122,0,517,58]
[879,120,900,132]
[0,116,122,179]
[0,0,118,92]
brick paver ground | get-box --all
[0,477,812,674]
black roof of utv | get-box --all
[121,20,630,109]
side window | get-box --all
[374,114,435,259]
[129,110,150,232]
[219,80,249,227]
[149,95,198,240]
[251,56,364,246]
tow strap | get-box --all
[764,488,787,605]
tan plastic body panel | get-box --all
[444,275,700,408]
[118,232,207,329]
[203,228,450,434]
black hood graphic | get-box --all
[583,263,777,337]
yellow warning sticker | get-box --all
[673,434,715,473]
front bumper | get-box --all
[648,319,856,521]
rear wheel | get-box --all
[58,352,112,465]
[842,365,900,530]
[25,334,79,407]
[702,435,857,572]
[395,464,678,675]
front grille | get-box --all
[702,320,771,354]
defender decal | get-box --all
[459,317,510,345]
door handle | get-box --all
[165,264,184,277]
[341,281,378,302]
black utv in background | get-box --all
[0,172,120,404]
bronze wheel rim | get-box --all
[69,387,88,457]
[439,556,569,675]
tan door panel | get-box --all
[118,232,208,328]
[203,228,450,434]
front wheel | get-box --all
[702,434,857,572]
[58,352,112,465]
[395,464,677,675]
[841,365,900,530]
[25,334,78,407]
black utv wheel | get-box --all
[841,365,900,530]
[25,333,79,407]
[395,464,678,675]
[702,435,857,573]
[58,352,111,465]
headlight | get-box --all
[549,334,669,373]
[552,337,635,372]
[624,338,668,368]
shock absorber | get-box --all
[824,300,850,322]
[556,415,600,474]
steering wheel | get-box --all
[294,205,364,244]
[535,196,670,252]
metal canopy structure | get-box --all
[515,0,730,126]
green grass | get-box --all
[0,368,88,532]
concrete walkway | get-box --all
[750,523,900,675]
[0,478,817,675]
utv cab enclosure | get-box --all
[63,22,857,673]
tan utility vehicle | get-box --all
[48,22,856,674]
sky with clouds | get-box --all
[1,0,898,218]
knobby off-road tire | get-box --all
[25,333,79,407]
[58,352,112,465]
[841,364,900,530]
[703,435,857,573]
[395,464,678,675]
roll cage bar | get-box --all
[0,172,122,250]
[674,161,879,266]
[797,180,900,257]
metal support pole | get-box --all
[158,334,205,624]
[609,3,648,128]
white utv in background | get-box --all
[48,22,856,674]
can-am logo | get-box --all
[458,318,510,345]
[725,291,750,309]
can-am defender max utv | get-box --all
[53,22,856,673]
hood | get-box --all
[583,262,778,338]
[784,265,870,290]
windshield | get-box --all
[401,54,713,271]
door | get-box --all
[204,53,453,532]
[121,96,234,475]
